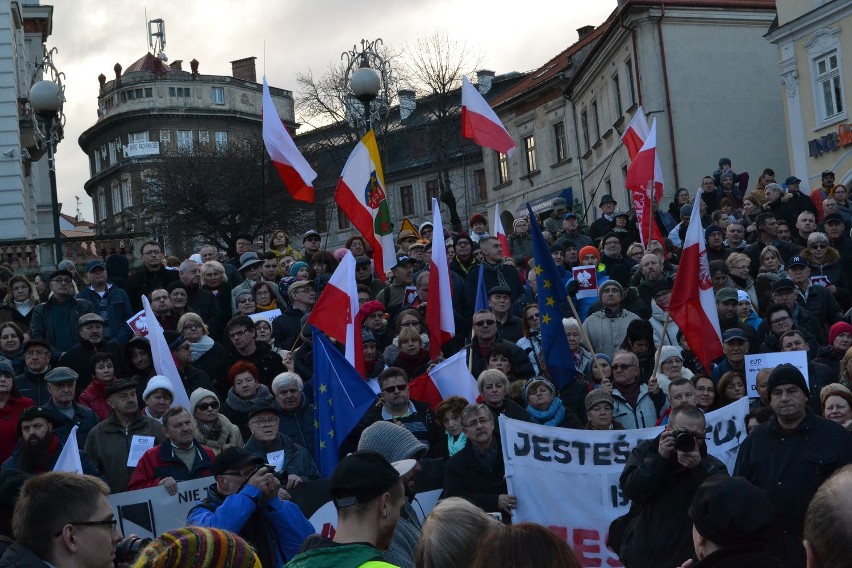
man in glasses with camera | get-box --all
[617,405,727,568]
[187,446,314,566]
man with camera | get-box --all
[617,406,728,568]
[187,446,313,566]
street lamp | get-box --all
[342,39,391,135]
[29,51,66,267]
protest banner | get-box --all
[744,351,808,398]
[126,310,148,336]
[108,477,214,539]
[499,399,748,567]
[249,309,282,326]
[572,265,598,299]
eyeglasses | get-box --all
[611,364,636,371]
[811,244,827,250]
[54,519,117,537]
[51,278,72,284]
[249,417,279,427]
[383,384,408,393]
[196,401,219,411]
[770,316,790,325]
[229,328,250,339]
[182,323,201,331]
[526,313,540,321]
[464,417,493,429]
[474,319,496,327]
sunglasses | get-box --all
[383,384,408,393]
[196,401,219,411]
[611,364,636,371]
[474,319,496,327]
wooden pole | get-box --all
[652,311,671,376]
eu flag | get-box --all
[312,328,378,477]
[527,204,576,388]
[473,264,488,312]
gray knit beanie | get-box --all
[189,388,219,415]
[358,420,428,462]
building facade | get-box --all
[766,0,851,190]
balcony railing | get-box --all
[0,232,148,274]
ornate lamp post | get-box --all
[342,39,391,135]
[29,49,66,266]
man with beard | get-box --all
[58,313,123,396]
[2,406,100,477]
[287,450,415,568]
[358,421,428,568]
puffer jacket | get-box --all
[611,383,664,429]
[582,308,641,358]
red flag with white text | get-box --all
[625,118,666,247]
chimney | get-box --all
[577,25,595,39]
[169,60,183,71]
[231,57,257,82]
[476,70,495,95]
[398,89,416,120]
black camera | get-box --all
[115,535,152,565]
[673,428,696,452]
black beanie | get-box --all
[690,476,773,548]
[766,364,809,399]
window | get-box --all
[591,101,600,141]
[612,74,623,117]
[580,109,590,151]
[523,135,537,173]
[475,169,487,201]
[177,130,193,152]
[145,87,153,98]
[212,87,225,105]
[94,150,102,173]
[426,179,439,211]
[337,207,351,230]
[168,87,191,97]
[815,51,844,120]
[111,181,122,214]
[625,58,636,106]
[97,188,106,221]
[410,131,428,157]
[198,131,210,145]
[497,152,509,184]
[215,131,228,152]
[159,130,171,144]
[108,140,117,164]
[129,131,148,143]
[400,185,415,216]
[122,177,132,207]
[554,122,567,162]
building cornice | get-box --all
[765,1,849,45]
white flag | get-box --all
[53,425,83,474]
[142,296,191,409]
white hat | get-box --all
[737,290,751,303]
[143,375,175,401]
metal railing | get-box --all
[0,232,148,274]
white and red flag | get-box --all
[625,118,666,246]
[142,296,191,409]
[461,76,516,157]
[426,198,455,359]
[669,189,723,371]
[494,202,510,257]
[262,77,316,203]
[408,350,479,411]
[621,105,651,160]
[308,251,363,374]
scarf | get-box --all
[256,299,278,312]
[447,432,467,457]
[482,261,510,289]
[189,335,215,362]
[226,384,274,414]
[197,418,223,441]
[527,397,566,427]
[618,380,642,409]
[394,349,430,375]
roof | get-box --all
[627,0,774,6]
[490,18,614,108]
[124,52,171,76]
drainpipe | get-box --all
[656,2,680,188]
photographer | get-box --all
[617,406,728,568]
[187,447,313,566]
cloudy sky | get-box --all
[50,0,618,220]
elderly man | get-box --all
[58,313,123,395]
[469,309,534,379]
[556,212,593,249]
[735,364,852,568]
[30,269,95,358]
[583,281,641,358]
[711,328,749,383]
[272,372,316,461]
[187,447,314,565]
[488,285,523,343]
[14,338,54,406]
[464,237,524,310]
[199,243,243,285]
[786,255,842,338]
[286,451,415,567]
[84,378,163,492]
[544,196,568,235]
[591,194,618,240]
[634,252,670,319]
[230,252,265,313]
[619,405,727,568]
[243,402,319,488]
[610,350,664,429]
[43,367,99,448]
[76,258,134,346]
[769,277,826,345]
[226,316,286,387]
[804,464,852,568]
[272,280,316,349]
[126,240,179,312]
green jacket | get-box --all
[285,540,395,568]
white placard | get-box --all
[744,351,808,398]
[249,309,282,325]
[108,477,213,539]
[267,450,286,472]
[127,435,156,467]
[126,310,148,336]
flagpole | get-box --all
[652,311,671,378]
[563,289,605,380]
[468,329,475,374]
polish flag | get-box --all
[408,350,479,411]
[494,202,510,257]
[308,251,363,374]
[669,189,723,371]
[427,198,455,359]
[621,106,651,160]
[625,119,666,247]
[262,77,317,203]
[142,296,191,409]
[461,76,516,157]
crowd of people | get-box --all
[1,161,852,566]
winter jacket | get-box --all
[13,368,51,407]
[464,261,524,315]
[795,282,843,342]
[84,411,164,492]
[508,233,533,263]
[193,413,243,455]
[582,308,641,358]
[191,340,231,398]
[126,266,179,312]
[619,434,728,568]
[286,536,388,568]
[76,284,134,345]
[44,399,100,448]
[244,433,319,482]
[469,338,535,381]
[734,410,852,568]
[228,342,287,387]
[57,340,124,396]
[0,542,50,568]
[0,304,33,335]
[272,306,309,350]
[341,400,442,459]
[688,546,779,568]
[2,433,102,480]
[128,439,215,490]
[177,364,215,399]
[0,396,33,465]
[611,383,664,429]
[188,482,314,566]
[442,440,507,516]
[277,401,316,462]
[650,301,680,347]
[78,380,112,420]
[29,296,95,357]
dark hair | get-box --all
[261,250,278,261]
[709,260,728,275]
[89,351,116,369]
[762,167,775,177]
[521,304,539,338]
[620,319,655,351]
[668,377,693,397]
[745,406,773,429]
[356,284,370,295]
[228,360,259,384]
[140,239,162,254]
[755,212,775,231]
[670,404,706,427]
[252,280,277,299]
[717,372,746,406]
[488,344,513,363]
[765,303,791,318]
[235,233,254,243]
[0,322,24,347]
[472,522,581,568]
[226,315,255,333]
[395,309,425,334]
[162,405,190,429]
[436,396,469,428]
[311,251,338,272]
[377,366,408,390]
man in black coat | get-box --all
[58,313,123,396]
[590,194,618,241]
[225,316,286,388]
[469,310,534,380]
[464,237,524,317]
[126,240,178,311]
[272,280,316,349]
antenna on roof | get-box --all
[75,196,82,222]
[148,18,167,62]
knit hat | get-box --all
[829,322,852,345]
[658,345,683,367]
[705,224,723,238]
[135,527,261,568]
[333,247,349,261]
[598,280,623,298]
[358,421,428,462]
[512,218,527,230]
[290,261,309,278]
[689,476,772,548]
[358,300,385,318]
[680,204,693,218]
[143,375,175,401]
[578,245,600,262]
[719,171,735,182]
[524,376,555,400]
[585,389,614,412]
[189,388,219,415]
[0,360,13,377]
[737,290,751,303]
[594,353,612,365]
[767,364,809,399]
[718,157,731,167]
[419,221,433,234]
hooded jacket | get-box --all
[286,536,389,568]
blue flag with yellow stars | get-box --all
[312,328,378,477]
[527,204,576,388]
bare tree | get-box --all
[404,31,483,232]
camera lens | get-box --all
[673,429,695,452]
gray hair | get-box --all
[461,403,490,425]
[178,259,198,274]
[808,231,829,247]
[271,372,302,394]
[200,260,228,283]
[612,349,639,367]
[562,317,580,333]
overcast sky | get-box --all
[49,0,618,221]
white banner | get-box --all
[107,477,214,539]
[744,351,808,398]
[249,309,281,326]
[499,398,748,566]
